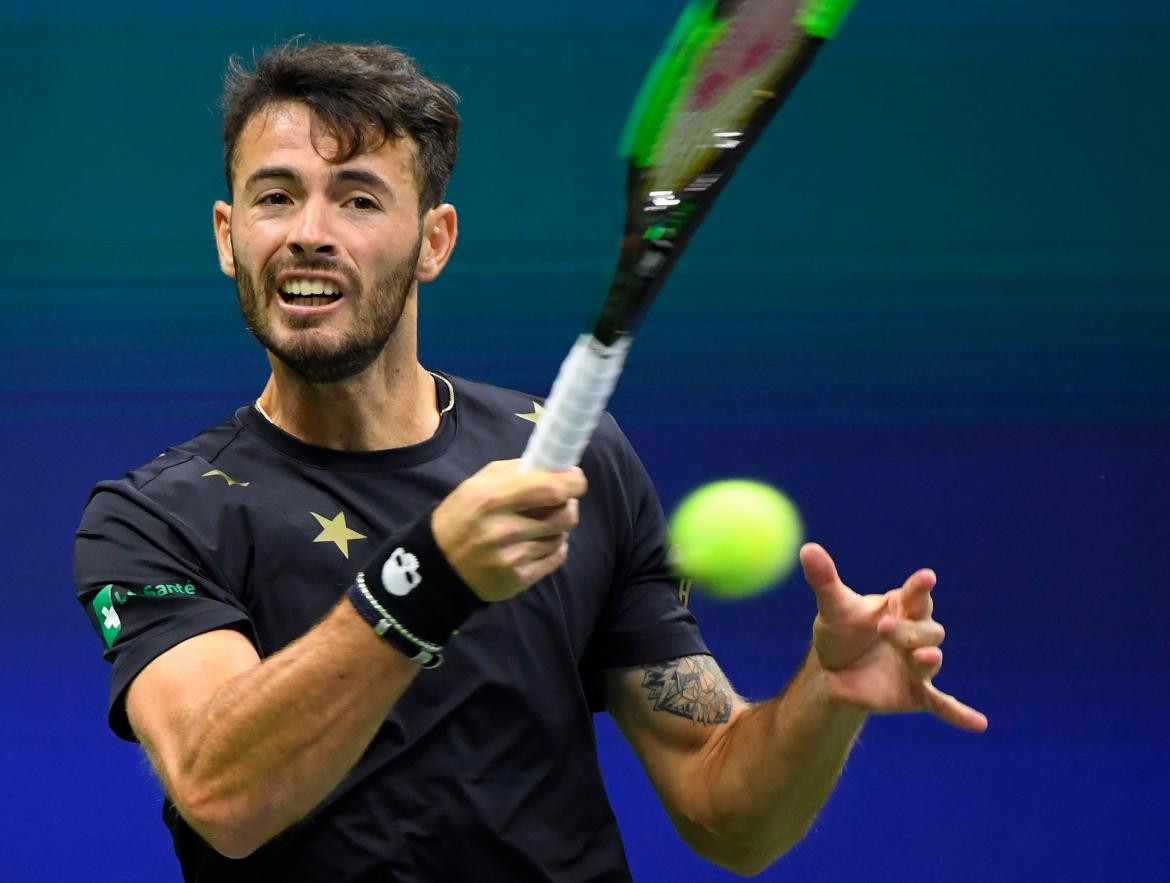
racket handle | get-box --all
[520,334,632,472]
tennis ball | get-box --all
[669,479,803,599]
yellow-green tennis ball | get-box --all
[669,479,803,599]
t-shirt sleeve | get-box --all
[580,417,710,710]
[74,479,257,741]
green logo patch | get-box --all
[91,581,200,649]
[92,584,122,649]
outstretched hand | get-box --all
[801,543,988,733]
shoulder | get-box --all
[444,375,655,549]
[74,409,267,606]
[446,374,545,422]
[446,373,635,465]
[80,409,252,523]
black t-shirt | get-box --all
[74,373,708,882]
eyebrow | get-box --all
[243,166,393,198]
[332,168,392,196]
[243,166,299,192]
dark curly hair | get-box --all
[221,41,460,212]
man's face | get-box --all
[214,102,428,383]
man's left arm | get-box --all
[604,542,988,877]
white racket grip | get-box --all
[520,334,632,472]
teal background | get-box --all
[3,1,1168,880]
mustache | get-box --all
[262,258,358,290]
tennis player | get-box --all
[74,42,986,882]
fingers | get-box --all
[529,498,580,534]
[514,537,570,586]
[509,533,570,565]
[893,568,936,620]
[923,682,989,733]
[432,461,587,602]
[800,543,853,619]
[910,646,943,680]
[878,585,983,726]
[882,606,985,732]
[490,499,579,545]
[877,613,945,681]
[878,615,944,653]
[814,555,987,734]
[478,461,588,512]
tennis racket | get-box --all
[521,0,857,471]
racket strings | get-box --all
[647,0,808,195]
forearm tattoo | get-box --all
[640,656,733,725]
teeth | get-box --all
[282,279,340,296]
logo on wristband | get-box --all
[382,547,422,596]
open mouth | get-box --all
[278,278,343,307]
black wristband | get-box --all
[347,576,444,668]
[346,508,486,663]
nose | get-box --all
[286,198,337,258]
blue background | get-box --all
[3,1,1168,880]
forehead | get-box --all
[234,102,418,195]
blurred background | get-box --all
[4,0,1168,879]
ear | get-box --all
[213,200,236,278]
[416,203,458,283]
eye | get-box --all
[257,192,291,206]
[347,196,380,211]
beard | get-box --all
[233,234,422,384]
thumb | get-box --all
[800,542,851,619]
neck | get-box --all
[255,319,441,452]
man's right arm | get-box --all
[121,460,586,859]
[126,603,418,859]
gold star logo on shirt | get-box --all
[515,401,544,424]
[310,511,367,559]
